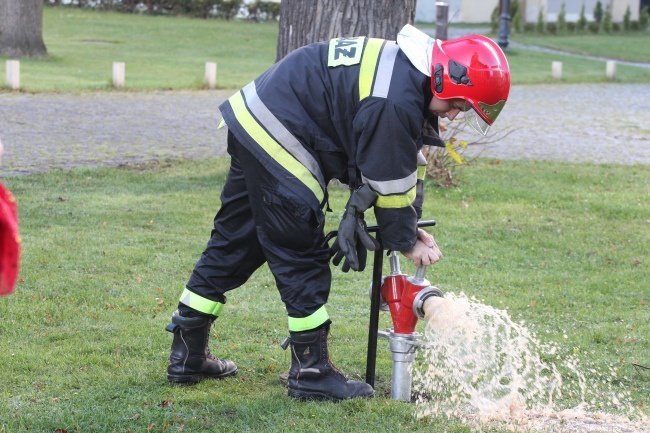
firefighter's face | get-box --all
[428,97,469,121]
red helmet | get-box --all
[431,34,510,135]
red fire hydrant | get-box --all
[381,252,443,335]
[378,252,443,401]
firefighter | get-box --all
[165,24,510,401]
[0,138,21,296]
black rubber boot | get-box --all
[165,311,237,384]
[286,324,374,401]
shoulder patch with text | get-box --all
[327,37,365,67]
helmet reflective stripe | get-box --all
[179,287,224,316]
[288,305,329,332]
[228,85,325,203]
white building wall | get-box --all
[528,0,639,23]
[415,0,438,22]
[610,0,640,21]
[416,0,498,24]
[462,0,499,22]
[417,0,640,24]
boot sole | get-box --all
[288,388,373,402]
[168,368,237,385]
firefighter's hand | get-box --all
[331,211,379,272]
[402,230,442,267]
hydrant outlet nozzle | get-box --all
[412,286,444,320]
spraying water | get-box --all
[412,292,649,432]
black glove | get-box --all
[330,184,380,272]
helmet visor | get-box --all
[463,107,491,136]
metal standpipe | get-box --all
[376,228,443,402]
[385,331,421,401]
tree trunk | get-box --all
[0,0,48,58]
[276,0,416,61]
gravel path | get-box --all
[0,91,229,176]
[462,83,650,165]
[1,83,649,177]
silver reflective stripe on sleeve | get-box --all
[361,170,418,196]
[371,42,400,98]
[417,151,427,166]
[241,82,326,191]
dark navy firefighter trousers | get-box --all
[182,131,332,332]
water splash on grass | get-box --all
[413,292,648,432]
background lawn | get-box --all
[0,158,647,432]
[0,7,648,92]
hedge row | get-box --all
[492,2,650,35]
[45,0,280,20]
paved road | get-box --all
[1,83,649,177]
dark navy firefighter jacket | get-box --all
[219,36,433,253]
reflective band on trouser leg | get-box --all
[375,187,417,209]
[358,38,384,101]
[179,287,224,317]
[288,306,329,332]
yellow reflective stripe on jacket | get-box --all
[358,38,384,100]
[417,151,427,180]
[242,82,326,190]
[287,305,329,332]
[417,165,426,180]
[228,91,325,203]
[179,287,224,316]
[375,186,417,209]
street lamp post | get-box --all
[498,0,511,49]
[435,2,449,40]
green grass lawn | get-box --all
[507,32,650,83]
[511,32,650,63]
[0,8,648,92]
[11,7,279,92]
[0,158,647,432]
